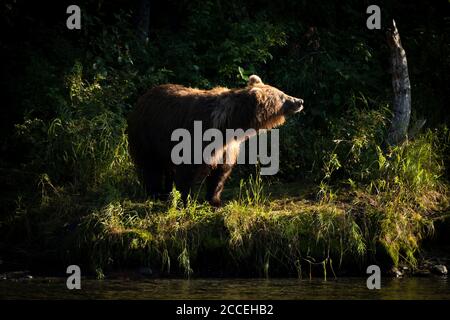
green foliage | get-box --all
[15,61,138,200]
[315,103,448,267]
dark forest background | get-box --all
[1,0,449,178]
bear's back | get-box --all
[150,84,230,98]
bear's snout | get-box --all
[283,97,304,115]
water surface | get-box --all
[1,277,449,299]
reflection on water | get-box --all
[1,277,449,300]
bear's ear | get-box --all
[248,75,263,86]
[249,87,265,102]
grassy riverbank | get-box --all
[2,138,448,278]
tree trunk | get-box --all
[386,20,411,146]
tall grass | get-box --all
[317,102,449,268]
[72,180,369,278]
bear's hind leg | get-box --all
[205,164,234,207]
[160,168,174,200]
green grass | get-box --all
[73,186,365,278]
[2,129,449,279]
[63,166,448,279]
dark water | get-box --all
[1,277,449,300]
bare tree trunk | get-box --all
[386,20,411,146]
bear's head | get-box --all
[247,75,304,130]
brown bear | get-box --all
[127,75,304,207]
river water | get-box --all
[1,277,449,299]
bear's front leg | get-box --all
[142,166,164,199]
[205,164,234,207]
[173,165,199,204]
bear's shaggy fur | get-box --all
[127,75,304,207]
